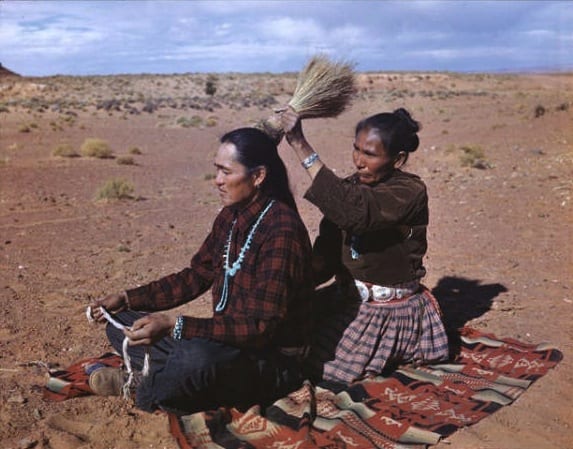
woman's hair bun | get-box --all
[393,108,421,133]
[393,108,421,152]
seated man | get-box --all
[89,127,314,415]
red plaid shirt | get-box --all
[125,194,314,349]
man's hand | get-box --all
[89,292,128,323]
[124,312,175,346]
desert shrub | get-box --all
[460,145,491,169]
[205,116,218,127]
[177,116,202,128]
[95,178,134,201]
[534,105,545,118]
[62,115,75,124]
[117,156,135,165]
[19,124,31,133]
[205,75,217,96]
[142,101,158,113]
[52,143,80,158]
[128,146,142,155]
[49,121,63,131]
[81,138,113,158]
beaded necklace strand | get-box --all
[350,235,361,259]
[215,200,275,312]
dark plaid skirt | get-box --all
[306,285,449,384]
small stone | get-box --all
[8,393,26,404]
[18,437,37,449]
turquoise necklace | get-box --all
[350,235,360,259]
[215,200,275,312]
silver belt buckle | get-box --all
[354,280,416,303]
[371,285,395,302]
[354,280,370,302]
[355,280,397,303]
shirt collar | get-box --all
[349,169,397,186]
[229,193,272,232]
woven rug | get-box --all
[168,327,563,449]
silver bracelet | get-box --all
[172,315,184,340]
[301,152,320,169]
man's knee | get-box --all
[135,338,245,413]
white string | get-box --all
[86,306,150,399]
[99,306,129,331]
[121,337,134,399]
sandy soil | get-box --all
[1,70,572,449]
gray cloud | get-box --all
[0,0,571,76]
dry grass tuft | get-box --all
[95,178,134,201]
[460,145,492,169]
[177,116,203,128]
[81,138,114,159]
[256,54,357,144]
[52,143,80,158]
[116,156,136,165]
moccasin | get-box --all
[88,367,125,396]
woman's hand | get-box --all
[124,312,175,347]
[279,105,322,178]
[89,292,128,323]
[279,107,305,145]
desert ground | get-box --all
[0,68,572,449]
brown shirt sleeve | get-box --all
[304,165,428,233]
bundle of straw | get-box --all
[256,54,357,144]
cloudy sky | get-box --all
[1,0,571,76]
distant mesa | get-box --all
[0,63,21,78]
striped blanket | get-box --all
[168,327,562,449]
